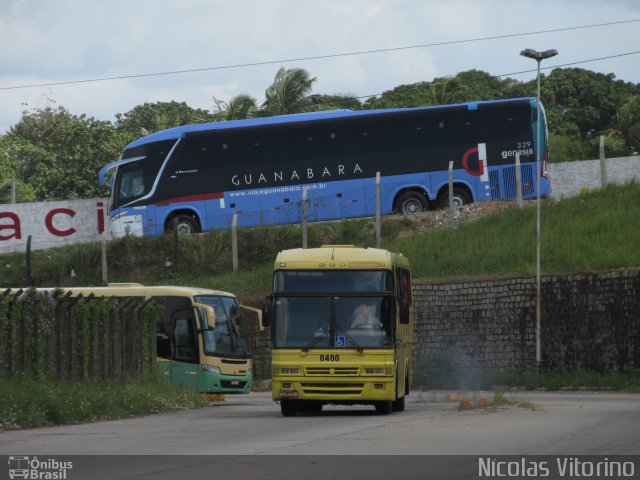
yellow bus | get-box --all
[263,246,413,416]
[49,284,262,396]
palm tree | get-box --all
[212,94,258,121]
[430,77,467,105]
[261,67,318,116]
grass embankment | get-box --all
[391,181,640,280]
[0,378,209,430]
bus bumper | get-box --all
[200,371,253,394]
[272,376,395,404]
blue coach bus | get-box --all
[99,97,550,237]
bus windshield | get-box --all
[273,295,393,349]
[273,270,392,293]
[195,295,251,357]
[112,139,177,209]
[117,161,147,201]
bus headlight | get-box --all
[202,365,221,375]
[364,367,393,375]
[273,367,301,376]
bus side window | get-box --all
[173,317,197,363]
[156,321,171,360]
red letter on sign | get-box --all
[45,208,77,237]
[0,212,21,240]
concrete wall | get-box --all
[248,268,640,380]
[0,198,108,254]
[548,155,640,200]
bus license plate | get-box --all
[230,380,239,386]
[279,390,298,399]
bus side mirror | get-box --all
[261,297,271,328]
[194,303,216,329]
[239,305,264,331]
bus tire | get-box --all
[168,214,200,235]
[374,400,393,415]
[280,400,297,417]
[392,395,405,412]
[395,191,429,214]
[438,186,472,209]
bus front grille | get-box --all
[305,367,360,376]
[301,383,365,395]
[221,380,247,389]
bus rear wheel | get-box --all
[395,191,429,214]
[438,187,472,209]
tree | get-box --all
[9,105,131,200]
[212,94,258,121]
[429,77,467,104]
[364,82,434,109]
[115,101,215,136]
[314,94,362,111]
[261,67,318,115]
[615,95,640,152]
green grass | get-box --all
[390,182,640,280]
[0,377,209,430]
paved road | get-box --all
[1,391,638,479]
[2,391,639,455]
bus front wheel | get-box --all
[374,400,392,415]
[280,400,297,417]
[395,191,429,214]
[167,215,200,235]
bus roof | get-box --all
[7,284,236,300]
[274,245,410,270]
[125,97,536,150]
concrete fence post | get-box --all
[515,153,523,208]
[232,212,238,273]
[302,186,308,249]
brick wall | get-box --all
[248,269,640,380]
[412,269,640,374]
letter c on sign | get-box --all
[45,208,77,237]
[462,146,484,177]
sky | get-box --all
[1,0,639,134]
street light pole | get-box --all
[519,48,558,368]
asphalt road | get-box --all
[1,391,638,479]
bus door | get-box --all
[171,309,200,391]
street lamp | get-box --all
[519,48,558,368]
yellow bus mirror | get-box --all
[194,303,216,329]
[240,305,264,331]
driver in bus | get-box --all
[351,302,382,329]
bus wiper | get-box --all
[335,324,363,353]
[302,328,329,352]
